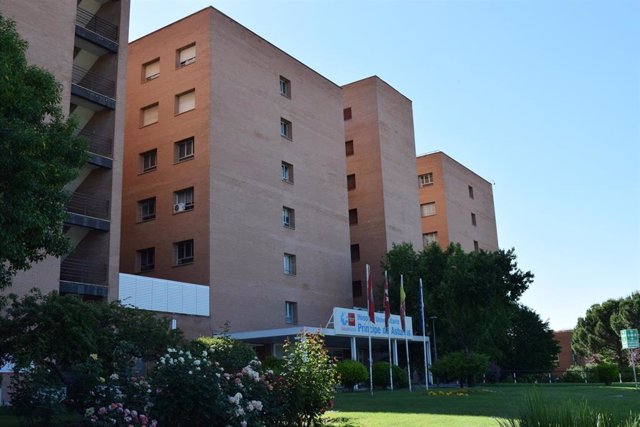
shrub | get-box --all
[372,362,408,389]
[589,362,619,385]
[10,366,67,426]
[194,336,256,373]
[562,365,585,383]
[262,355,285,374]
[336,360,368,391]
[430,351,489,387]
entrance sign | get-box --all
[621,329,639,349]
[333,308,413,338]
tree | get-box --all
[0,15,86,290]
[501,305,560,372]
[382,243,533,360]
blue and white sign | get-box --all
[333,307,413,338]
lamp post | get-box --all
[429,316,438,361]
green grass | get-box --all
[325,384,640,427]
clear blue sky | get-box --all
[129,0,640,330]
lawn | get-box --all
[324,383,640,427]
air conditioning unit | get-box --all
[174,202,186,213]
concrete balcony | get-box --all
[60,258,108,299]
[71,65,115,110]
[75,7,119,53]
[65,191,110,231]
[80,129,113,168]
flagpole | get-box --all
[401,274,412,392]
[366,264,374,396]
[419,278,428,391]
[385,270,394,391]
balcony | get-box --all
[75,7,119,53]
[65,191,110,231]
[71,65,116,110]
[60,258,108,298]
[80,129,113,168]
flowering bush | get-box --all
[427,388,470,396]
[84,403,157,426]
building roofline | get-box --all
[129,6,341,90]
[417,150,494,186]
[342,75,413,103]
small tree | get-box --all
[430,351,489,387]
[336,360,368,391]
[0,15,87,290]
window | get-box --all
[419,173,433,187]
[281,161,293,183]
[175,137,194,162]
[140,149,157,172]
[137,247,155,272]
[423,232,438,247]
[279,76,291,98]
[141,103,159,127]
[343,107,352,120]
[420,202,436,217]
[345,140,354,156]
[174,187,194,213]
[471,212,477,226]
[474,240,479,251]
[282,206,295,229]
[347,174,356,191]
[177,43,196,67]
[283,253,296,275]
[176,89,195,114]
[175,239,194,265]
[350,244,360,262]
[468,185,474,199]
[349,208,358,225]
[285,301,297,324]
[352,280,362,298]
[143,58,160,81]
[280,118,292,139]
[138,197,156,221]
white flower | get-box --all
[194,360,201,366]
[178,357,185,363]
[189,370,193,375]
[110,373,119,380]
[160,358,165,364]
[202,351,208,357]
[196,367,201,371]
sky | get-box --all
[129,0,640,330]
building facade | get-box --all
[416,151,499,252]
[0,0,129,300]
[343,77,423,307]
[120,7,353,339]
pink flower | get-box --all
[98,407,107,415]
[151,420,158,427]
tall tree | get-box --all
[0,15,86,289]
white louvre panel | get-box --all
[144,60,160,79]
[177,90,195,114]
[118,273,209,317]
[179,45,196,64]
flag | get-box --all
[400,275,406,331]
[383,271,391,329]
[366,264,375,323]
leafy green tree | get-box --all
[336,359,368,391]
[0,15,86,290]
[501,305,561,372]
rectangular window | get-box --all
[349,208,358,225]
[281,161,293,183]
[143,58,160,81]
[282,206,295,229]
[140,149,157,172]
[345,140,354,156]
[474,240,480,251]
[471,212,477,226]
[283,253,296,275]
[280,118,292,139]
[138,197,156,221]
[352,280,362,298]
[343,107,352,120]
[285,301,297,324]
[175,137,195,162]
[279,76,291,98]
[347,174,356,191]
[350,244,360,262]
[137,247,155,272]
[420,202,436,217]
[177,43,196,67]
[176,89,195,114]
[423,232,438,247]
[141,103,159,127]
[174,187,194,213]
[175,239,194,265]
[468,185,474,199]
[419,173,433,187]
